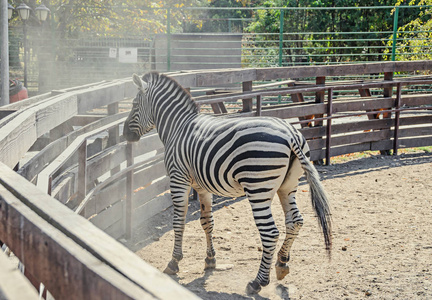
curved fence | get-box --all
[0,61,431,298]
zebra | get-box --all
[123,72,332,294]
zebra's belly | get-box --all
[191,176,246,198]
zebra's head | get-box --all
[123,73,155,142]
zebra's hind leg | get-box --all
[245,196,279,294]
[275,159,304,280]
[198,191,216,270]
[164,182,191,275]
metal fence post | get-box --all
[278,9,285,67]
[393,83,402,155]
[391,6,400,61]
[166,7,171,72]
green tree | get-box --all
[386,0,432,61]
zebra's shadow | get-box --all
[169,269,290,300]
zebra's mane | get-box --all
[142,71,199,114]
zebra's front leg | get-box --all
[275,188,304,281]
[246,197,279,294]
[163,182,191,275]
[198,191,216,270]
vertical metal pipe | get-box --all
[166,7,171,72]
[391,7,399,61]
[278,9,284,67]
[393,83,402,155]
[1,0,10,106]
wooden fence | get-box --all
[0,61,431,298]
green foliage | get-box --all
[385,0,432,61]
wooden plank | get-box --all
[401,94,432,107]
[34,94,78,137]
[397,136,432,148]
[77,81,125,114]
[133,160,168,188]
[195,69,256,87]
[399,126,432,138]
[0,109,37,168]
[86,144,127,186]
[0,162,200,299]
[90,200,124,232]
[332,97,395,113]
[0,185,155,300]
[400,115,432,127]
[92,179,126,217]
[261,103,327,119]
[133,176,171,209]
[0,250,39,300]
[331,118,394,135]
[70,115,104,127]
[133,193,172,228]
[104,218,125,241]
[330,143,372,157]
[299,126,326,140]
[52,173,75,205]
[331,129,392,147]
[255,60,432,81]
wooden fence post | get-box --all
[326,88,333,165]
[256,95,262,116]
[108,103,120,175]
[77,140,87,212]
[242,81,253,112]
[125,142,134,239]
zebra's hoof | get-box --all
[163,260,179,275]
[275,262,290,280]
[204,257,216,270]
[246,280,261,294]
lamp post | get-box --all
[8,3,14,20]
[35,4,50,22]
[15,2,50,89]
[16,2,31,88]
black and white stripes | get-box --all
[123,72,332,294]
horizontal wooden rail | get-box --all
[0,162,199,300]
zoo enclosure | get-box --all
[6,5,432,95]
[0,61,431,298]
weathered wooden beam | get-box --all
[0,162,200,299]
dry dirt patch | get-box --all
[132,151,432,299]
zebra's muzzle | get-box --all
[123,123,141,142]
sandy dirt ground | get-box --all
[132,150,432,299]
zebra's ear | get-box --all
[132,74,147,91]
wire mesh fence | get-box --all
[5,5,432,96]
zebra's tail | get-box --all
[292,140,332,256]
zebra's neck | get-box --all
[146,73,199,144]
